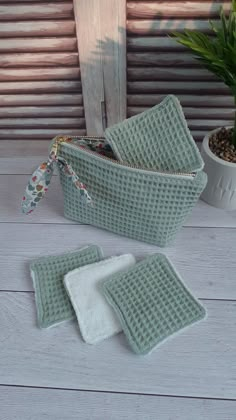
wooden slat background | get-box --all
[126,0,233,142]
[0,1,86,141]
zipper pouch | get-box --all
[21,96,207,247]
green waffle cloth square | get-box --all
[30,245,103,328]
[102,254,206,355]
[105,95,204,173]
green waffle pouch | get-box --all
[23,95,207,247]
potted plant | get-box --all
[172,0,236,210]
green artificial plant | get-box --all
[172,0,236,147]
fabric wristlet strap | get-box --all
[21,143,92,215]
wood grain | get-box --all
[127,19,217,35]
[0,68,80,81]
[74,0,126,135]
[0,21,75,38]
[0,220,236,298]
[0,140,50,158]
[0,37,77,53]
[0,3,74,20]
[1,386,236,420]
[0,292,235,399]
[0,53,79,68]
[0,81,81,94]
[0,0,72,2]
[0,94,83,106]
[127,1,230,19]
[127,67,218,81]
[127,107,235,120]
[127,36,187,51]
[0,106,84,118]
[0,117,85,128]
[127,94,234,107]
[127,52,200,66]
[0,128,86,139]
[127,81,229,94]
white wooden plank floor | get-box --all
[1,141,236,419]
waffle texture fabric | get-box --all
[64,254,136,344]
[105,95,204,173]
[58,141,207,247]
[30,245,103,329]
[102,254,206,355]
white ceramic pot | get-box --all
[201,127,236,210]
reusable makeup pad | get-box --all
[102,253,206,355]
[105,94,203,173]
[30,245,103,328]
[64,254,136,344]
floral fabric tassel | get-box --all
[21,141,92,215]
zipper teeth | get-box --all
[56,135,195,178]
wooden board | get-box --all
[1,385,236,420]
[127,94,234,107]
[0,106,84,118]
[0,53,79,67]
[127,67,219,81]
[0,292,236,399]
[0,81,81,93]
[127,19,218,35]
[0,94,83,106]
[0,68,80,81]
[127,107,235,120]
[0,220,236,299]
[127,1,230,19]
[74,0,126,134]
[0,37,77,53]
[127,52,199,66]
[127,36,189,51]
[126,2,230,131]
[0,1,85,141]
[127,81,229,94]
[0,140,50,158]
[0,3,74,20]
[0,128,86,139]
[0,118,85,128]
[0,21,75,37]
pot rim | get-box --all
[202,126,236,168]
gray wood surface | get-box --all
[1,222,236,300]
[0,141,236,418]
[0,293,235,399]
[2,386,236,420]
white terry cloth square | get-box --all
[64,254,136,344]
